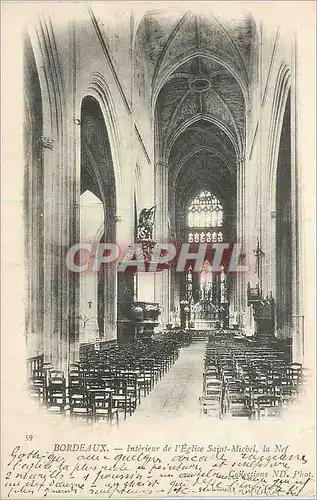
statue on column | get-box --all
[137,206,156,241]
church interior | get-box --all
[24,4,310,422]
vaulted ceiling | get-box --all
[135,8,255,205]
[170,121,236,204]
[156,57,245,157]
[135,9,254,95]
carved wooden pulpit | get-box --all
[247,282,275,340]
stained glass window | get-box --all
[188,191,223,228]
[187,191,223,243]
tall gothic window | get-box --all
[187,191,224,243]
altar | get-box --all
[192,319,220,331]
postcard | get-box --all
[1,1,315,498]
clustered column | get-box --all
[154,161,170,323]
[235,156,247,323]
[290,38,303,364]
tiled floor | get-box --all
[127,341,207,422]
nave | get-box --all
[22,4,312,427]
[28,329,309,426]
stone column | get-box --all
[235,156,247,323]
[268,208,277,303]
[29,17,78,373]
[24,73,44,358]
[41,134,60,369]
[154,161,170,323]
[103,212,121,342]
[68,66,80,365]
[290,37,303,364]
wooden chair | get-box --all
[136,364,153,397]
[278,385,299,405]
[121,371,141,407]
[69,388,92,421]
[28,367,46,403]
[255,395,282,420]
[199,396,222,418]
[227,394,254,419]
[205,378,222,398]
[89,390,119,425]
[46,370,67,412]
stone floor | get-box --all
[126,341,207,423]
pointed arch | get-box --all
[173,146,234,183]
[165,113,241,161]
[79,93,118,342]
[152,50,249,112]
[268,63,291,207]
[84,72,124,210]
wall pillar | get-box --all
[154,161,170,323]
[290,37,303,363]
[41,134,61,369]
[24,48,44,358]
[235,156,247,327]
[30,17,73,373]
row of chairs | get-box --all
[200,332,308,419]
[28,337,179,424]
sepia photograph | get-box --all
[1,1,316,498]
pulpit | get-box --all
[131,301,161,341]
[247,282,275,341]
[116,206,166,341]
[253,298,275,340]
